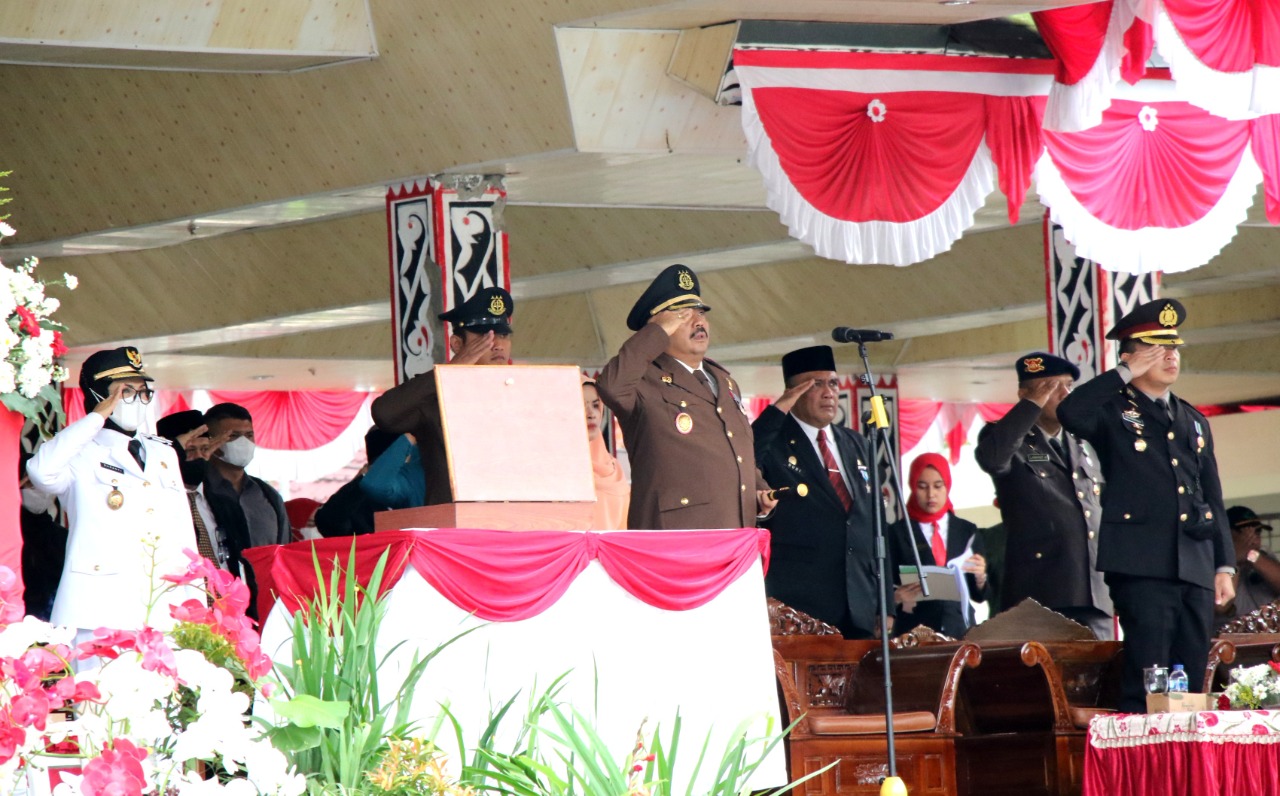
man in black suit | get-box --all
[975,352,1114,639]
[753,345,887,639]
[1058,299,1234,711]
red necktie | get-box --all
[930,521,948,566]
[816,429,854,513]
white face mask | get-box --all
[111,400,148,433]
[219,436,256,468]
[21,488,55,516]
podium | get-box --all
[374,364,597,531]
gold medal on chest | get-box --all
[1134,439,1147,452]
[675,412,693,434]
[1197,436,1205,451]
[107,488,124,510]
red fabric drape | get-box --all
[985,96,1047,222]
[1252,115,1280,224]
[0,409,23,612]
[62,386,85,426]
[206,390,370,450]
[1163,0,1274,73]
[1084,738,1280,795]
[752,89,987,222]
[1034,2,1116,86]
[1043,100,1251,229]
[977,403,1016,423]
[897,400,944,455]
[242,528,772,622]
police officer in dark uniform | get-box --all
[596,265,771,530]
[975,352,1113,638]
[371,286,514,505]
[753,345,889,639]
[1058,299,1234,711]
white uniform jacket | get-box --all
[27,413,198,630]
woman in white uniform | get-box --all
[27,346,199,635]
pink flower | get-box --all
[1254,723,1270,736]
[0,566,25,628]
[52,675,101,704]
[50,330,67,358]
[170,599,211,625]
[135,628,177,678]
[11,690,53,730]
[81,738,149,796]
[1217,694,1231,711]
[1204,711,1220,726]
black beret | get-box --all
[156,409,205,441]
[1015,352,1080,383]
[782,346,837,381]
[625,264,711,332]
[1107,299,1186,344]
[439,287,514,335]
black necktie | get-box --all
[1159,398,1174,420]
[128,438,146,470]
[694,369,718,400]
[1049,436,1069,468]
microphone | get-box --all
[832,327,894,344]
[764,484,809,501]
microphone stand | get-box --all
[854,339,929,796]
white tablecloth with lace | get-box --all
[1085,710,1280,795]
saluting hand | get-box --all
[452,331,497,365]
[91,382,123,418]
[1024,378,1068,408]
[649,307,693,337]
[1121,344,1165,379]
[773,378,816,414]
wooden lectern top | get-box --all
[436,364,595,503]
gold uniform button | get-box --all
[1171,458,1178,466]
[726,431,734,438]
[93,565,101,572]
[147,508,154,514]
[1088,531,1096,540]
[1035,552,1043,559]
[1077,491,1085,499]
[160,462,168,469]
[680,401,687,408]
[1039,471,1047,478]
[1085,510,1092,518]
[1124,513,1132,520]
[1180,513,1188,522]
[1167,431,1175,440]
[680,497,689,506]
[142,481,151,487]
[1072,472,1079,480]
[1178,486,1185,494]
[716,407,723,414]
[740,484,746,492]
[736,455,743,463]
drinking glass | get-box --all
[1144,665,1169,694]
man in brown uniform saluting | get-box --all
[597,265,774,530]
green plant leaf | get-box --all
[273,694,351,729]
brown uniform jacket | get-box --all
[370,370,451,506]
[596,324,765,530]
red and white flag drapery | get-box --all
[735,48,1280,273]
[1035,0,1280,132]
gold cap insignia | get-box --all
[1023,357,1045,373]
[1159,303,1178,327]
[126,348,143,368]
[488,296,506,316]
[661,375,673,384]
[677,270,695,291]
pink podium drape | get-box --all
[0,408,24,612]
[242,528,772,624]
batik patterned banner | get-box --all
[1046,218,1105,381]
[386,181,442,383]
[1104,270,1160,370]
[436,176,510,358]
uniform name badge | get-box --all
[107,488,124,510]
[675,412,693,434]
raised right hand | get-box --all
[1121,344,1165,379]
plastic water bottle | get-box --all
[1169,664,1189,693]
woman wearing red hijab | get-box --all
[891,452,988,638]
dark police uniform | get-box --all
[975,353,1112,636]
[753,345,888,639]
[372,287,513,506]
[597,265,764,530]
[1057,300,1231,711]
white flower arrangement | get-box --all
[1220,661,1280,710]
[0,220,74,430]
